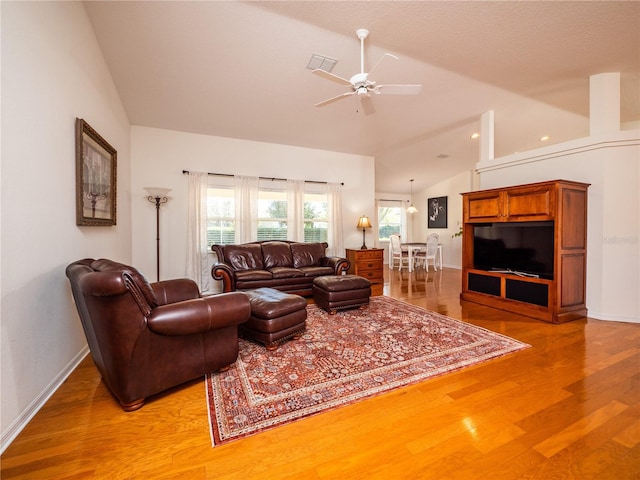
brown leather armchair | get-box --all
[66,258,251,411]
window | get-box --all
[377,202,402,241]
[257,189,287,240]
[304,192,328,243]
[205,178,337,244]
[207,187,235,246]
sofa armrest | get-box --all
[322,256,350,275]
[147,292,250,336]
[151,278,200,305]
[211,263,235,292]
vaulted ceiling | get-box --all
[84,1,639,194]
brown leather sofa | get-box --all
[66,258,251,411]
[211,241,349,297]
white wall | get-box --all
[130,126,375,280]
[476,131,640,322]
[413,170,473,269]
[1,2,131,449]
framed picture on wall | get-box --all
[75,118,117,226]
[427,196,447,228]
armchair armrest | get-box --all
[151,278,200,305]
[79,272,129,297]
[79,271,154,317]
[211,262,235,292]
[147,292,250,336]
[322,256,350,275]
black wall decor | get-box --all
[427,196,447,228]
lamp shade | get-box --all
[144,187,172,198]
[356,215,372,229]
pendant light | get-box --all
[407,179,418,213]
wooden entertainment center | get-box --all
[460,180,590,323]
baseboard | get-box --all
[588,311,640,324]
[1,345,90,454]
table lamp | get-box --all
[356,215,372,249]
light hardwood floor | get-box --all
[2,268,639,479]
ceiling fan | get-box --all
[312,28,422,115]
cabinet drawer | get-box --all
[356,259,382,271]
[355,249,383,260]
[357,269,383,282]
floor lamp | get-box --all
[144,187,171,281]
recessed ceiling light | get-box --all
[470,133,480,139]
[540,135,550,142]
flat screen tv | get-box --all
[472,221,555,279]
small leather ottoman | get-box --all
[312,275,371,314]
[241,288,307,350]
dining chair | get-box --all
[389,234,410,270]
[414,233,440,271]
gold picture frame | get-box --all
[75,118,117,226]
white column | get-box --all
[480,110,494,162]
[590,72,620,135]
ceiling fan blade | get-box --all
[312,69,352,86]
[376,84,422,95]
[314,91,355,107]
[368,53,398,76]
[360,95,376,116]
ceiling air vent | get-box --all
[307,54,337,72]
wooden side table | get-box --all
[346,248,384,296]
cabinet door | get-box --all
[465,191,503,222]
[505,186,554,221]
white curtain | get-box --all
[234,175,259,243]
[327,182,344,256]
[185,171,210,292]
[374,198,382,248]
[287,179,305,242]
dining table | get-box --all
[401,242,443,272]
[400,242,426,272]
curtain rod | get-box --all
[182,170,343,186]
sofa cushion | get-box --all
[262,241,294,269]
[298,266,335,277]
[269,266,305,279]
[225,244,264,271]
[235,269,272,281]
[291,242,325,268]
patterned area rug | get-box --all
[206,296,528,446]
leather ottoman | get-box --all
[241,288,307,350]
[312,275,371,314]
